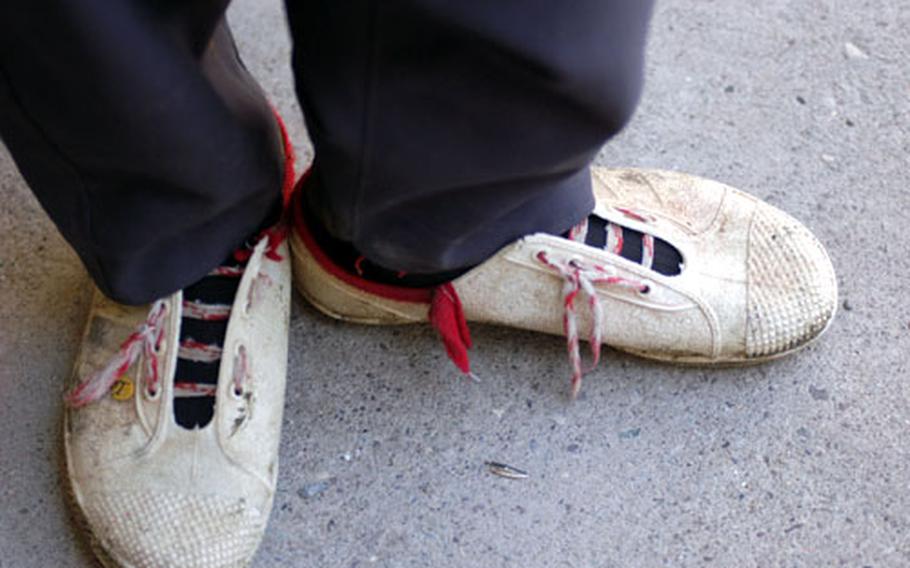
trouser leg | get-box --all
[287,0,655,273]
[0,1,284,304]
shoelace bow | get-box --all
[535,250,648,397]
[429,208,653,397]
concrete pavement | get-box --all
[1,1,907,566]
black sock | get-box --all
[574,215,683,276]
[301,196,468,287]
[302,200,683,287]
[172,250,250,430]
[171,200,282,429]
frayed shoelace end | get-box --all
[64,351,135,408]
[64,387,93,409]
[65,301,167,408]
[569,380,582,401]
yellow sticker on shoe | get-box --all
[111,375,135,401]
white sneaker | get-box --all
[290,167,837,395]
[64,235,292,568]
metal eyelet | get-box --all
[144,385,161,401]
[152,302,169,354]
[243,273,263,316]
[231,344,248,399]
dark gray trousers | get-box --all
[0,0,654,304]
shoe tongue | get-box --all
[584,214,683,276]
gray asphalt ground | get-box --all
[1,1,908,567]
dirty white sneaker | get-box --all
[64,235,292,568]
[290,168,837,395]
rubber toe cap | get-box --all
[84,490,264,568]
[746,204,838,358]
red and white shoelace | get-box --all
[535,249,649,397]
[539,208,656,395]
[65,300,169,408]
[65,109,297,408]
[429,208,655,397]
[65,228,287,407]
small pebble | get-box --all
[796,95,807,105]
[298,481,331,499]
[809,385,830,401]
[619,428,641,440]
[842,299,853,311]
[844,41,869,60]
